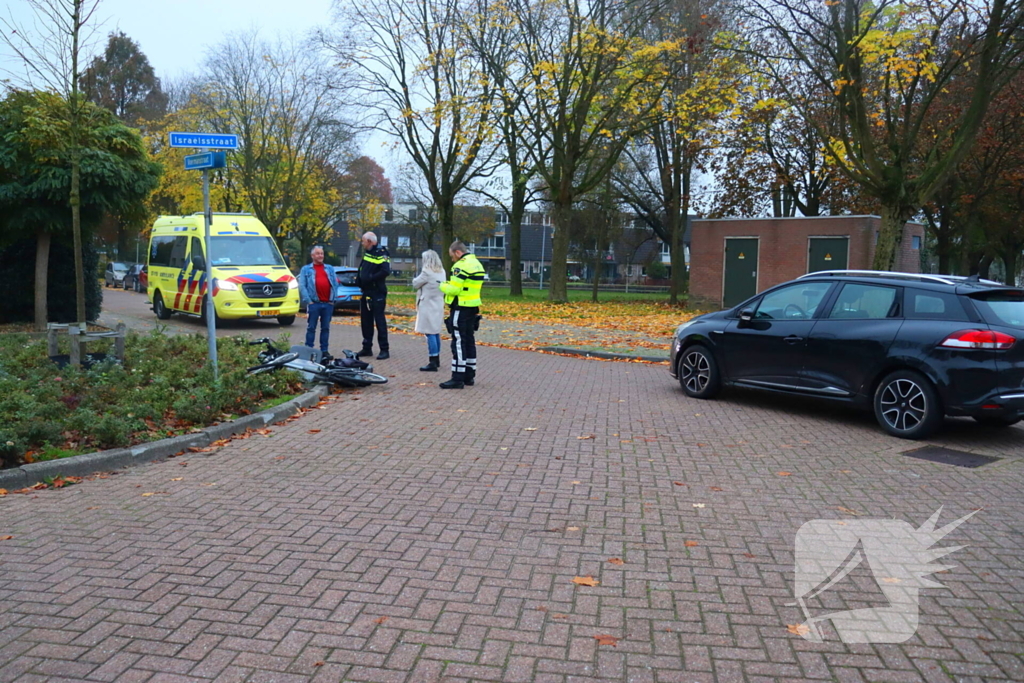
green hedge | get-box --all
[0,332,303,468]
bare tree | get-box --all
[200,32,356,242]
[328,0,499,268]
[1,0,103,327]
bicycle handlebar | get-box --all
[248,338,272,346]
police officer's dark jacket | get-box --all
[357,244,391,295]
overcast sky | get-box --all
[3,0,336,81]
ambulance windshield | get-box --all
[209,236,285,267]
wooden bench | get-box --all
[47,322,127,366]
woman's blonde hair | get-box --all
[420,250,445,274]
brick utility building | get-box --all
[689,215,925,308]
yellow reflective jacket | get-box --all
[440,253,485,307]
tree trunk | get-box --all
[440,198,455,271]
[508,189,526,297]
[591,246,601,303]
[669,172,690,305]
[873,203,911,271]
[34,229,51,331]
[71,144,87,324]
[548,203,570,303]
[1001,247,1020,286]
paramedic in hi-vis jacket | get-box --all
[438,241,485,389]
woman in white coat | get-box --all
[413,250,446,371]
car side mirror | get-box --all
[738,307,754,325]
[192,254,206,270]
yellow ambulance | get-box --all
[147,213,299,326]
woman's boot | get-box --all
[420,355,439,371]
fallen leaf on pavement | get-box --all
[374,616,389,624]
[787,624,810,636]
[552,613,569,619]
[313,661,325,667]
[693,503,706,508]
[607,558,624,565]
[684,540,699,547]
[524,427,538,431]
[141,492,164,497]
[0,489,7,496]
[776,472,792,476]
[837,506,863,516]
[566,526,579,531]
[255,428,272,436]
[673,481,685,486]
[594,634,619,646]
[710,486,723,491]
[577,435,594,440]
[170,478,184,482]
[572,576,600,587]
[308,429,321,434]
[0,535,13,541]
[881,577,902,583]
[187,447,214,453]
[743,553,756,558]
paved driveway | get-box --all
[2,320,1023,682]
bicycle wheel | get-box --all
[247,363,279,375]
[321,369,388,387]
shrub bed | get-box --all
[0,332,304,469]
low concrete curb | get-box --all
[538,346,669,363]
[0,385,331,490]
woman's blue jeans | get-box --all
[426,333,441,356]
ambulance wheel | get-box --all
[154,292,171,320]
[199,296,221,325]
[278,315,296,326]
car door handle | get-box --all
[784,335,804,344]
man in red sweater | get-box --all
[298,246,338,358]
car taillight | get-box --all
[939,329,1016,350]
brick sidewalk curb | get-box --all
[538,345,669,363]
[0,385,330,490]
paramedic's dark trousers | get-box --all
[447,306,478,379]
[360,294,389,351]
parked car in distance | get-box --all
[333,266,362,311]
[123,264,148,292]
[568,274,582,282]
[670,270,1024,439]
[104,262,130,288]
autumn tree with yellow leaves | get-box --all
[743,0,1024,270]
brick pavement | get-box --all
[2,328,1023,682]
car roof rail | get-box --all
[798,270,960,286]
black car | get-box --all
[123,264,147,292]
[670,270,1024,439]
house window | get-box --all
[660,241,670,256]
[497,211,508,224]
[912,235,921,250]
[385,209,393,221]
[398,236,410,249]
[379,236,388,247]
[408,208,418,221]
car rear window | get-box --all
[905,289,969,321]
[970,291,1024,328]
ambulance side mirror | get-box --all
[192,253,206,271]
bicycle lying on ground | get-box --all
[246,338,388,388]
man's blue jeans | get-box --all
[305,302,333,353]
[426,333,441,356]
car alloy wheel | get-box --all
[678,345,720,399]
[873,370,942,439]
[879,378,926,432]
[683,350,711,394]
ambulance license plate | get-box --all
[257,310,279,317]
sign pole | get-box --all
[203,165,218,381]
[171,133,237,383]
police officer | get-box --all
[356,231,391,360]
[439,241,485,389]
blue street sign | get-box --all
[169,132,239,149]
[184,151,227,171]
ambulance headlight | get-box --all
[218,281,239,291]
[287,278,298,289]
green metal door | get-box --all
[723,238,758,308]
[808,237,849,273]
